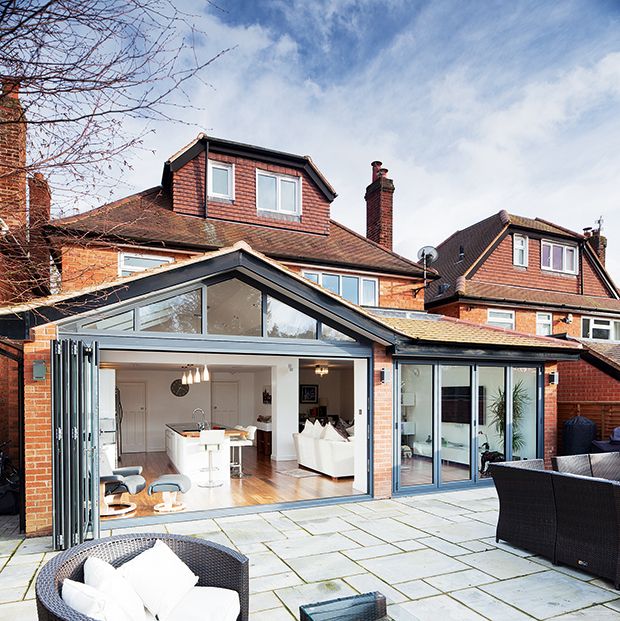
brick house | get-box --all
[0,83,579,545]
[425,209,620,446]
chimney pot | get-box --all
[371,161,383,182]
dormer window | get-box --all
[208,160,234,200]
[257,170,301,215]
[541,240,578,274]
[513,234,528,267]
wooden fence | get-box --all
[557,401,620,452]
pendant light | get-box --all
[202,365,210,382]
[187,368,193,385]
[181,370,188,385]
[193,367,201,384]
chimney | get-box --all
[365,160,394,251]
[28,173,51,287]
[585,218,607,266]
[0,78,27,237]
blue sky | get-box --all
[119,0,620,277]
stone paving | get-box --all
[2,486,620,620]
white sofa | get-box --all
[293,424,354,478]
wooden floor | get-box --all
[103,448,356,520]
[399,456,472,487]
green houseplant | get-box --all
[489,380,531,454]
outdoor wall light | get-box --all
[32,360,47,381]
[380,367,391,384]
[549,371,559,385]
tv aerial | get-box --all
[417,246,439,287]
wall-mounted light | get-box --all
[380,367,391,384]
[561,313,573,324]
[33,360,47,381]
[549,371,559,385]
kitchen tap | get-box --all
[192,408,208,431]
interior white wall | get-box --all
[353,359,368,493]
[271,359,299,462]
[253,368,272,420]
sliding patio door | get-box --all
[52,339,100,550]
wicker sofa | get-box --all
[35,533,249,621]
[491,457,620,588]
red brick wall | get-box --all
[365,176,394,251]
[558,359,620,402]
[379,277,424,310]
[372,345,393,498]
[543,361,558,467]
[473,233,612,297]
[23,324,56,536]
[0,350,20,467]
[172,152,331,235]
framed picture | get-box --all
[300,384,319,404]
[262,386,272,404]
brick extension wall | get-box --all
[372,345,393,498]
[557,358,620,402]
[543,361,558,467]
[0,348,20,467]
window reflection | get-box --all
[83,310,134,332]
[207,279,261,336]
[266,297,316,339]
[140,290,201,333]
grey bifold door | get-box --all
[52,339,100,550]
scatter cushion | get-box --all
[61,579,131,621]
[84,556,146,621]
[334,420,351,441]
[119,540,198,620]
[321,422,348,442]
[301,419,317,437]
[346,424,355,437]
[162,586,240,621]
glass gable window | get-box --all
[206,279,261,336]
[487,309,515,330]
[320,324,355,342]
[266,297,316,339]
[303,271,378,306]
[513,234,528,267]
[208,160,234,200]
[140,290,202,334]
[120,253,173,277]
[582,317,620,341]
[257,171,300,215]
[83,310,134,332]
[541,240,578,274]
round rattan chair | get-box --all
[35,533,249,621]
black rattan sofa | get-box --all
[35,533,249,621]
[491,457,620,588]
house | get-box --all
[425,210,620,446]
[0,83,580,545]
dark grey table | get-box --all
[300,592,393,621]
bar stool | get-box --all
[198,429,226,488]
[230,425,257,478]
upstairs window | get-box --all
[536,312,553,336]
[541,240,578,274]
[257,170,301,215]
[487,309,515,330]
[582,317,620,341]
[513,234,528,267]
[120,253,173,277]
[303,271,378,306]
[208,160,234,200]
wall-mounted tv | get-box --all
[441,386,486,424]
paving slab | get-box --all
[248,550,291,578]
[551,606,620,620]
[275,580,358,620]
[399,594,486,620]
[286,552,364,582]
[393,579,441,600]
[450,587,532,620]
[348,517,427,542]
[268,533,358,559]
[459,548,546,580]
[424,568,496,592]
[344,572,409,604]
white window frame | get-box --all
[581,316,620,342]
[541,239,578,275]
[119,252,174,277]
[256,169,302,215]
[302,270,378,306]
[513,234,528,267]
[536,312,553,336]
[487,309,515,330]
[207,160,234,200]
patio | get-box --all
[2,487,620,621]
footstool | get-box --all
[148,474,191,513]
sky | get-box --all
[117,0,620,278]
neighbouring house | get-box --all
[425,210,620,448]
[0,82,580,546]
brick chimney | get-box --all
[28,173,51,285]
[365,161,394,251]
[584,218,607,266]
[0,78,27,237]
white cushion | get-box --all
[346,425,355,437]
[84,557,146,621]
[321,423,347,442]
[61,579,131,621]
[301,419,315,436]
[163,586,240,621]
[119,540,198,620]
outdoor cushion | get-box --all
[83,557,146,621]
[162,586,240,621]
[120,540,198,620]
[62,578,132,621]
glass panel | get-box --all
[565,247,576,272]
[304,272,319,284]
[478,367,506,477]
[593,327,611,340]
[140,290,201,333]
[541,243,551,267]
[211,166,229,196]
[341,276,359,304]
[207,279,261,336]
[322,274,340,295]
[440,365,472,483]
[257,174,277,211]
[123,255,170,270]
[615,322,620,341]
[82,310,134,331]
[320,324,355,342]
[512,368,537,460]
[361,279,377,306]
[582,317,591,338]
[400,364,434,487]
[280,179,297,213]
[552,245,563,270]
[266,296,316,339]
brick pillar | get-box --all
[365,161,394,251]
[543,362,558,467]
[27,173,51,289]
[23,324,56,536]
[372,344,393,498]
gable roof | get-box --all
[47,187,432,278]
[578,339,620,378]
[426,209,618,305]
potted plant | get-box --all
[489,380,531,455]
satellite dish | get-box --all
[417,246,439,265]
